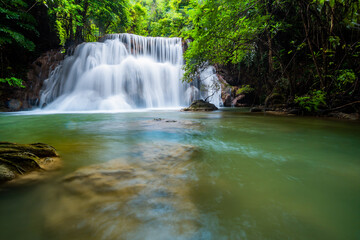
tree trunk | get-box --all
[300,3,325,89]
[266,0,274,89]
[75,0,89,43]
[267,29,274,75]
[69,14,74,41]
[0,49,3,78]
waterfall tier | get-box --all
[40,33,220,111]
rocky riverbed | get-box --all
[43,142,200,240]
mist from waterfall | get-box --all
[40,34,221,111]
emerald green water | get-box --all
[0,110,359,240]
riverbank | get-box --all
[247,105,360,121]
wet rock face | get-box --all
[217,74,233,107]
[182,100,218,111]
[216,74,251,107]
[22,50,64,109]
[0,50,65,111]
[45,143,200,240]
[6,99,22,111]
[0,142,60,184]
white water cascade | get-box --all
[199,66,222,107]
[40,34,221,111]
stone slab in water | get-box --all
[0,142,60,184]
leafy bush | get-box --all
[336,69,356,92]
[0,0,38,51]
[236,85,254,95]
[294,90,326,112]
[0,77,25,88]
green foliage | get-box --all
[46,0,130,45]
[336,69,356,92]
[182,0,269,81]
[236,85,254,95]
[0,0,38,51]
[127,3,148,35]
[179,0,359,107]
[294,90,326,112]
[128,0,191,37]
[0,0,359,109]
[0,77,25,88]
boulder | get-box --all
[7,99,22,111]
[182,100,218,111]
[0,142,60,184]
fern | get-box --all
[0,0,37,51]
[0,26,35,51]
[0,77,25,88]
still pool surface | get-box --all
[0,109,359,240]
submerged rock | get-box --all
[328,112,360,121]
[44,142,200,240]
[137,118,200,133]
[250,106,276,113]
[0,142,60,184]
[7,99,22,111]
[288,108,301,115]
[250,107,263,112]
[182,100,218,111]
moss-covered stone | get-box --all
[0,153,41,174]
[0,165,16,182]
[0,142,58,158]
[0,142,60,184]
[182,100,218,111]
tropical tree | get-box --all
[47,0,130,45]
[183,0,269,80]
[0,0,38,85]
[127,3,148,35]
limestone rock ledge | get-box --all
[0,142,61,184]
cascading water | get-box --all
[40,33,221,111]
[199,66,222,107]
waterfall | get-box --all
[40,33,221,111]
[199,66,222,107]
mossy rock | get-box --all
[0,142,58,158]
[0,165,16,182]
[0,142,60,184]
[182,100,218,112]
